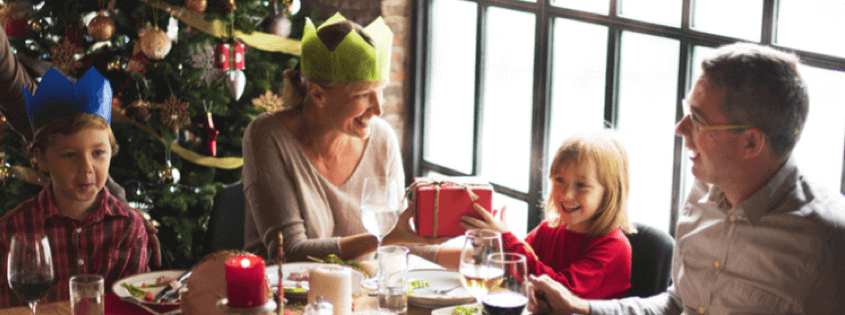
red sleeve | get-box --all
[503,226,632,299]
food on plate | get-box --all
[308,254,370,277]
[283,287,307,293]
[410,280,429,289]
[452,305,479,315]
[122,282,147,298]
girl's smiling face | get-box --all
[550,158,605,233]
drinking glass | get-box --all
[70,274,104,315]
[458,229,503,306]
[360,176,403,289]
[482,253,528,315]
[7,233,55,314]
[377,245,409,315]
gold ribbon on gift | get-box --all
[113,112,244,169]
[406,179,481,238]
[142,0,301,56]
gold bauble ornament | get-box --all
[139,27,172,60]
[88,11,116,42]
[185,0,207,13]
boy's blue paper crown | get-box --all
[24,67,113,133]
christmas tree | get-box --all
[0,0,308,268]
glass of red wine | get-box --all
[7,233,55,314]
[482,253,528,315]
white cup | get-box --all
[378,245,409,315]
[70,274,104,315]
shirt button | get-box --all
[699,306,706,313]
[714,260,721,269]
[729,215,737,222]
[78,259,84,266]
[76,228,82,233]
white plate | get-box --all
[266,262,365,299]
[112,270,186,306]
[407,269,476,308]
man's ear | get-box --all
[742,129,767,159]
[307,82,327,108]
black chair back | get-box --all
[206,182,246,253]
[625,222,674,297]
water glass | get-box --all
[70,274,104,315]
[377,245,409,315]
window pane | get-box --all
[776,0,845,58]
[617,31,680,234]
[494,193,529,239]
[618,0,682,27]
[479,7,536,193]
[548,18,609,170]
[692,0,762,41]
[552,0,610,15]
[792,66,845,193]
[423,0,478,173]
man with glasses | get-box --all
[528,42,845,314]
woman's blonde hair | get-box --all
[543,130,631,235]
[28,112,118,174]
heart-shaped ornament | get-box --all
[224,69,246,100]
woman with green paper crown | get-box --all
[242,13,446,263]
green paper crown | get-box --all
[301,12,393,82]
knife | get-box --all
[154,266,195,302]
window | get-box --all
[413,0,845,236]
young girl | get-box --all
[0,67,149,307]
[462,130,632,299]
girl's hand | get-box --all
[383,199,451,246]
[459,203,509,233]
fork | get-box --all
[120,297,181,315]
[429,285,463,295]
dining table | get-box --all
[0,290,441,315]
[0,253,467,315]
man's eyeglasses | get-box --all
[682,99,751,132]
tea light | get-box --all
[224,255,266,308]
[308,265,352,315]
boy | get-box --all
[0,67,149,307]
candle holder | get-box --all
[217,298,278,315]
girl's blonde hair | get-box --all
[544,130,632,235]
[28,112,118,174]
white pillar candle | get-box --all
[308,265,352,315]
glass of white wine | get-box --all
[459,229,504,307]
[360,176,403,289]
[482,253,528,315]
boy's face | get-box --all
[35,126,112,210]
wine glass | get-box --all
[458,229,503,307]
[7,233,55,314]
[482,253,528,315]
[360,176,403,289]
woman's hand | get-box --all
[459,203,509,234]
[382,199,451,246]
[527,274,590,315]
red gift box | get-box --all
[414,177,493,237]
[215,41,245,70]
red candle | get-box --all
[225,255,267,308]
